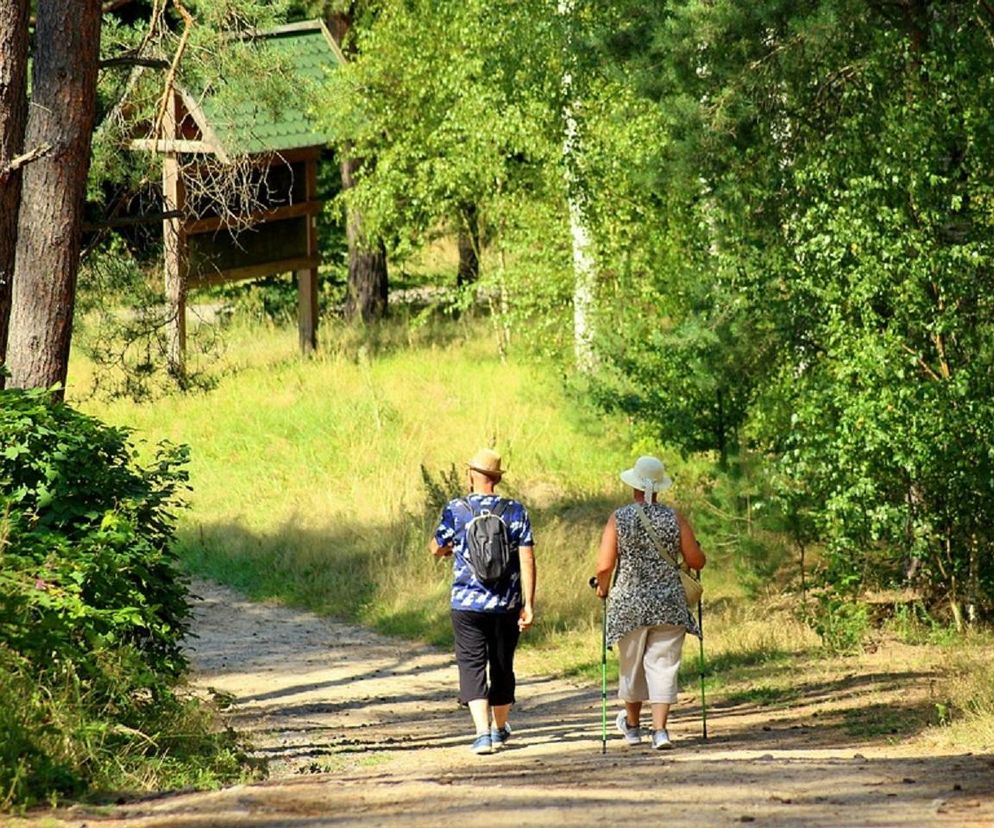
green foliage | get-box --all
[318,0,575,350]
[0,389,244,807]
[0,645,250,809]
[420,463,462,518]
[0,388,193,681]
[580,0,994,621]
[804,591,870,655]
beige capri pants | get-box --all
[616,623,687,704]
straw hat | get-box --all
[467,448,505,479]
[620,455,672,497]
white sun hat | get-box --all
[620,455,673,498]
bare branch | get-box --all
[103,0,137,12]
[150,0,193,147]
[100,56,171,70]
[0,143,53,182]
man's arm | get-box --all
[518,546,536,631]
[430,504,454,557]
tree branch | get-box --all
[103,0,137,12]
[901,343,943,382]
[100,56,170,70]
[0,143,53,182]
[150,0,193,145]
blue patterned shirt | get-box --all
[434,493,534,613]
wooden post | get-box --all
[162,89,187,378]
[297,154,319,353]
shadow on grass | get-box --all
[177,516,458,645]
[178,487,629,652]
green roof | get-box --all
[191,21,344,157]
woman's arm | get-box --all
[676,511,706,571]
[594,512,618,598]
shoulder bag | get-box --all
[634,503,703,608]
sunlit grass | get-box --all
[70,314,663,638]
[68,312,994,750]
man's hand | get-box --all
[518,604,534,632]
[429,538,452,558]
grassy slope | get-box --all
[71,315,993,750]
[73,317,749,656]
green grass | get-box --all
[66,312,994,755]
[73,314,747,650]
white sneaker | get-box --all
[615,710,641,745]
[652,728,673,750]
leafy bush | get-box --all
[0,388,246,806]
[803,591,870,655]
[0,387,191,684]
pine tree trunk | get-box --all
[0,0,30,378]
[5,0,102,393]
[341,153,388,322]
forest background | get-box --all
[1,0,993,810]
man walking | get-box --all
[430,448,536,755]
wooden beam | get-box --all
[183,200,322,236]
[270,147,323,164]
[130,138,214,154]
[176,87,230,162]
[84,209,183,231]
[186,256,319,288]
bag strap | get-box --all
[459,496,509,520]
[634,503,689,576]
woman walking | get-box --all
[593,455,706,750]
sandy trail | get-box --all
[26,581,994,827]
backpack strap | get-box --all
[460,496,510,520]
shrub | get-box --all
[0,388,245,807]
[0,387,191,685]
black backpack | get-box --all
[460,498,514,586]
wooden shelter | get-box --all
[133,20,345,374]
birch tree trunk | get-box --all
[558,0,596,371]
[0,0,29,377]
[5,0,102,394]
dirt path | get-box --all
[27,582,994,827]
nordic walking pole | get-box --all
[588,576,608,754]
[697,594,708,741]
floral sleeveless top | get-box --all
[606,502,701,646]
